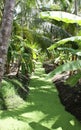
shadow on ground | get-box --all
[0,63,81,130]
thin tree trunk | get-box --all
[74,0,78,15]
[0,0,15,82]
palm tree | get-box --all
[0,0,15,82]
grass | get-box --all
[0,62,81,130]
[0,79,25,109]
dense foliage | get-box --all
[0,0,81,110]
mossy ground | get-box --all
[0,62,81,130]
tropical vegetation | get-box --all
[0,0,81,130]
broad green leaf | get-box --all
[66,72,81,87]
[48,36,81,50]
[48,60,81,79]
[40,11,81,25]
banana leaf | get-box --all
[40,11,81,25]
[66,72,81,87]
[48,36,81,50]
[47,60,81,79]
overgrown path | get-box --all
[0,62,81,130]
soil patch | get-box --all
[43,61,56,74]
[54,80,81,121]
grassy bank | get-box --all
[0,62,81,130]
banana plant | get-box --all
[47,36,81,86]
[40,10,81,86]
[48,60,81,77]
[40,11,81,26]
[48,36,81,50]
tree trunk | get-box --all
[0,0,15,82]
[74,0,78,15]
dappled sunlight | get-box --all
[40,115,60,129]
[55,127,62,130]
[29,121,50,130]
[1,0,81,129]
[21,111,46,123]
[0,62,81,130]
[0,117,33,130]
[70,119,75,126]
